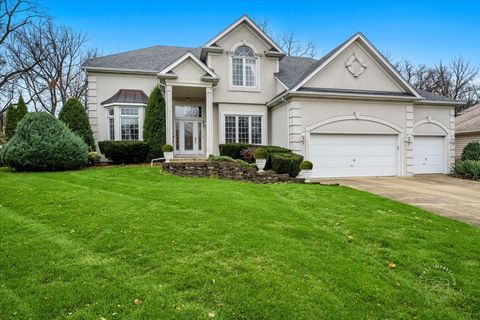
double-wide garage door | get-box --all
[310,134,398,178]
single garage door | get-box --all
[309,134,398,178]
[413,136,445,174]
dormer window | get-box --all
[232,45,257,87]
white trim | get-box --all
[306,114,403,133]
[102,102,146,108]
[158,51,218,78]
[413,119,449,135]
[220,111,266,145]
[275,76,288,90]
[105,105,144,141]
[204,15,284,53]
[228,44,261,92]
[82,66,158,75]
[291,33,422,98]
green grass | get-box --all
[1,166,479,320]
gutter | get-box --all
[81,66,158,76]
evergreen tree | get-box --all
[16,95,28,124]
[59,98,96,150]
[5,104,17,140]
[144,86,166,160]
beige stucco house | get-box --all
[455,103,480,159]
[82,15,462,178]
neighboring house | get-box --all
[81,15,462,178]
[455,103,480,159]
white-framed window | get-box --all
[107,108,115,141]
[224,115,262,144]
[231,46,257,87]
[120,107,139,141]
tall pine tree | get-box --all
[59,98,96,150]
[16,95,28,124]
[144,86,166,160]
[5,104,17,140]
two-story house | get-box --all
[82,15,462,178]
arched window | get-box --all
[232,45,257,87]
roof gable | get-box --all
[291,33,422,98]
[159,51,218,79]
[204,15,284,53]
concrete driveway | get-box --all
[318,175,480,227]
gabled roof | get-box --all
[101,89,149,106]
[456,104,480,133]
[288,33,422,99]
[159,51,218,79]
[203,14,284,53]
[82,46,202,73]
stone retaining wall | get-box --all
[163,161,293,183]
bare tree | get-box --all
[253,16,317,58]
[20,20,94,115]
[0,0,42,126]
[393,57,480,112]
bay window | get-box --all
[106,106,143,141]
[224,115,262,144]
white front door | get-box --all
[309,134,399,178]
[413,136,445,174]
[176,120,203,155]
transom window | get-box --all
[232,46,257,87]
[120,107,139,141]
[175,105,202,119]
[224,115,262,144]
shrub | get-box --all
[162,144,173,152]
[234,158,256,168]
[240,147,256,163]
[300,160,313,170]
[98,141,149,164]
[270,152,303,177]
[88,151,101,164]
[0,132,7,166]
[254,147,268,159]
[144,87,166,160]
[461,141,480,161]
[451,160,480,181]
[219,143,251,159]
[5,104,17,140]
[59,98,95,151]
[1,112,88,171]
[208,155,235,162]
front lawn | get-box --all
[1,166,479,319]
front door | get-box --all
[176,120,203,155]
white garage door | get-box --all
[309,134,398,178]
[413,136,445,174]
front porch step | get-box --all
[170,157,208,163]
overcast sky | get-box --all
[41,0,480,67]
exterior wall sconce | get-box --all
[301,132,306,143]
[405,134,414,144]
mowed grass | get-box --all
[0,166,479,320]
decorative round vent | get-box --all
[345,52,367,77]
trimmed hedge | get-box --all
[270,152,303,177]
[219,143,291,160]
[452,160,480,181]
[1,112,88,171]
[98,141,149,164]
[300,160,313,170]
[461,141,480,161]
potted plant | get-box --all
[253,147,268,172]
[162,144,174,163]
[299,160,313,182]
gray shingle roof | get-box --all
[83,40,457,104]
[101,89,149,105]
[456,104,480,133]
[82,45,202,72]
[416,89,458,102]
